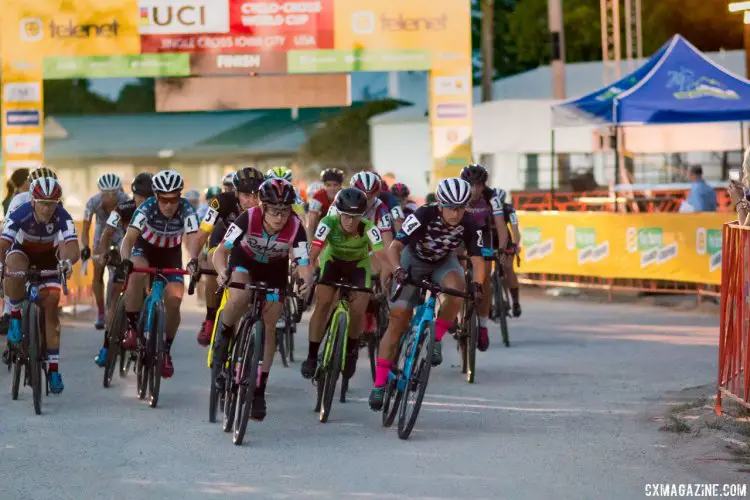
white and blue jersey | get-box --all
[84,191,130,244]
[129,196,198,248]
[1,202,77,253]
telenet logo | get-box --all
[20,17,122,42]
[351,11,448,34]
[20,18,44,42]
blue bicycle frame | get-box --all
[142,278,166,339]
[391,295,438,393]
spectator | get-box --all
[729,150,750,225]
[2,168,30,216]
[682,165,717,213]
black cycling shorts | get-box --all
[131,239,184,283]
[319,257,368,288]
[230,246,288,292]
[7,244,61,289]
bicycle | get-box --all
[364,274,390,382]
[101,251,129,389]
[456,255,481,384]
[275,280,298,368]
[7,265,69,415]
[312,277,371,423]
[380,269,473,440]
[128,266,189,409]
[213,280,282,446]
[488,248,518,348]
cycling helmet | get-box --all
[391,182,410,198]
[97,173,122,191]
[28,167,58,183]
[184,189,201,203]
[259,179,296,206]
[222,172,235,186]
[307,181,324,197]
[321,168,344,184]
[350,171,380,194]
[266,166,293,182]
[460,164,489,184]
[233,167,265,193]
[335,188,368,216]
[205,186,221,199]
[436,178,471,207]
[372,172,388,192]
[425,193,437,204]
[30,177,62,201]
[495,188,508,204]
[152,170,184,194]
[131,172,154,197]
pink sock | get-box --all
[374,358,393,387]
[435,318,453,342]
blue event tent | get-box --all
[552,34,750,126]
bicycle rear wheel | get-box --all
[104,295,127,388]
[320,311,347,423]
[495,270,510,347]
[148,303,165,408]
[233,318,264,445]
[285,298,295,363]
[209,310,226,424]
[277,315,288,368]
[135,306,149,400]
[25,302,43,415]
[11,348,22,400]
[382,335,407,428]
[397,320,435,439]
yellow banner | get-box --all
[517,212,734,285]
[0,0,140,58]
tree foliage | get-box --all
[298,99,404,174]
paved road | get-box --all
[0,296,725,499]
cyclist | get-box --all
[81,173,130,330]
[198,186,222,221]
[0,177,79,394]
[373,172,403,233]
[120,170,199,378]
[302,187,390,381]
[307,168,344,241]
[185,189,201,212]
[212,179,313,421]
[425,193,437,205]
[369,178,485,411]
[266,166,306,219]
[192,167,265,346]
[93,173,154,367]
[461,164,522,343]
[222,173,235,193]
[391,182,418,218]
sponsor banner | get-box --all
[44,54,191,79]
[1,0,141,58]
[6,160,43,172]
[5,133,43,155]
[190,52,288,74]
[138,0,230,35]
[2,82,42,104]
[140,0,334,53]
[516,212,734,285]
[5,110,41,127]
[433,75,470,96]
[435,102,469,119]
[155,74,351,111]
[287,48,430,73]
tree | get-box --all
[298,100,404,175]
[114,78,155,113]
[44,79,116,114]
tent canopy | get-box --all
[552,35,750,127]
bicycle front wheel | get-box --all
[148,303,166,409]
[397,320,435,439]
[233,318,264,446]
[25,302,43,415]
[495,270,510,347]
[104,295,127,388]
[464,307,479,384]
[320,310,347,423]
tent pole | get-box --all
[741,122,746,154]
[550,128,556,210]
[613,125,620,212]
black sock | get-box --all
[307,341,321,360]
[126,312,139,331]
[103,331,109,349]
[510,287,520,304]
[255,371,269,396]
[221,322,233,339]
[165,337,174,352]
[206,307,217,322]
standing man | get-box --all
[683,165,717,212]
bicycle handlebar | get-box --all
[5,268,69,297]
[390,267,473,302]
[316,279,372,294]
[187,268,218,296]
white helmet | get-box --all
[97,173,121,192]
[152,170,184,194]
[350,171,380,194]
[436,178,471,207]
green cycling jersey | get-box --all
[312,215,385,262]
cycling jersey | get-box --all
[222,207,308,265]
[199,192,240,234]
[6,191,31,216]
[313,215,384,262]
[130,197,198,248]
[2,202,77,253]
[84,191,131,243]
[397,205,483,263]
[105,198,138,230]
[308,189,335,215]
[379,191,404,222]
[328,198,393,235]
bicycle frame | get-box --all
[393,293,438,393]
[323,299,351,370]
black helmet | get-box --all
[425,193,437,204]
[321,168,344,184]
[233,167,265,193]
[259,179,296,206]
[132,173,154,197]
[335,188,367,216]
[460,164,489,184]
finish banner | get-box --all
[517,212,734,285]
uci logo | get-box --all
[20,18,44,42]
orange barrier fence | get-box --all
[716,223,750,414]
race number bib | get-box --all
[106,211,121,229]
[184,214,198,233]
[367,226,383,246]
[202,207,219,227]
[314,222,331,242]
[223,223,243,246]
[130,211,147,231]
[378,213,392,231]
[490,196,504,214]
[401,214,421,235]
[476,230,485,248]
[391,206,404,221]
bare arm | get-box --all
[60,240,81,265]
[494,215,510,248]
[470,255,486,285]
[80,220,92,249]
[309,244,323,268]
[120,227,140,262]
[387,240,404,271]
[191,229,210,260]
[96,226,114,257]
[510,223,520,246]
[307,211,321,242]
[212,243,231,273]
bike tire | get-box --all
[495,271,510,347]
[320,311,347,423]
[233,319,263,446]
[285,298,294,363]
[209,310,226,424]
[465,308,479,384]
[136,306,148,400]
[11,348,22,400]
[26,302,43,415]
[367,335,377,382]
[277,320,288,369]
[382,334,407,428]
[148,303,165,409]
[397,320,435,439]
[104,296,127,388]
[223,331,241,433]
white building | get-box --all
[370,50,747,196]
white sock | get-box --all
[3,299,10,316]
[479,316,487,328]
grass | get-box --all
[669,396,709,415]
[660,415,692,433]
